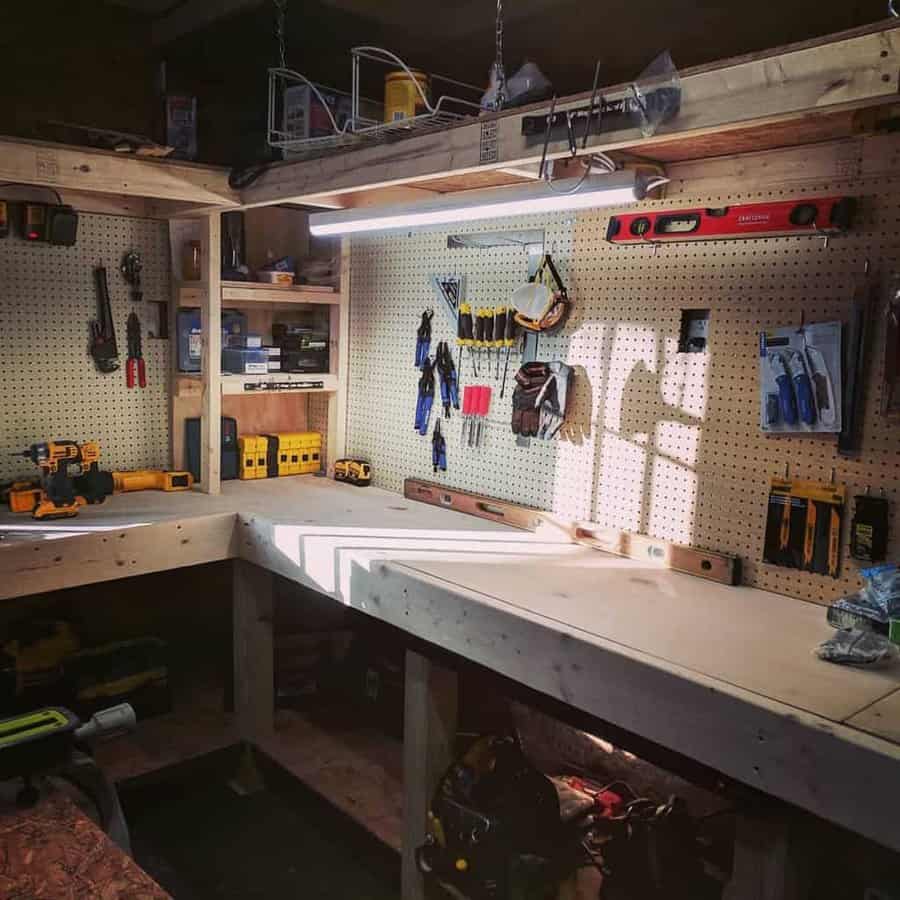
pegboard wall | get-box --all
[346,136,900,605]
[0,213,170,482]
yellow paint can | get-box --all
[384,69,430,123]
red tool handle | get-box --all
[138,358,146,388]
[478,386,492,416]
[126,358,136,388]
[462,386,472,415]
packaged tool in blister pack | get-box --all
[759,321,842,434]
[763,478,845,578]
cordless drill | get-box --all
[16,441,110,519]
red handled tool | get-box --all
[476,386,492,447]
[461,386,473,445]
[126,312,146,388]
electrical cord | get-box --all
[0,183,63,204]
[228,163,271,190]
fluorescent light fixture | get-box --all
[309,171,649,236]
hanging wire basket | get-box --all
[267,46,483,160]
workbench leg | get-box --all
[724,812,812,900]
[233,560,274,742]
[402,650,458,900]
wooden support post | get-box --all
[326,236,351,471]
[402,650,458,900]
[724,812,812,900]
[233,559,274,742]
[200,211,222,494]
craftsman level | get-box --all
[606,197,855,244]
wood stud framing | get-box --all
[200,212,223,494]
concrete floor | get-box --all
[119,748,400,900]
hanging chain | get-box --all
[495,0,507,107]
[274,0,288,68]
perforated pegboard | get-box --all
[0,213,170,483]
[346,140,900,605]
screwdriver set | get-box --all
[461,386,492,448]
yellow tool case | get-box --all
[238,435,269,480]
[239,432,322,479]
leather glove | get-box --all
[512,381,542,436]
[515,361,549,390]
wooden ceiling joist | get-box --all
[1,22,898,214]
[240,21,900,209]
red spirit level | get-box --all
[606,196,855,244]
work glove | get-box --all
[537,362,573,439]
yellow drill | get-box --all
[16,440,104,520]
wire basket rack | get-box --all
[267,46,483,160]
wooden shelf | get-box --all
[175,372,337,397]
[223,282,340,305]
[258,709,402,852]
[240,23,900,209]
[93,691,401,852]
[93,687,239,785]
[176,281,340,306]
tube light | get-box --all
[309,171,649,236]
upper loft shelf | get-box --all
[177,281,341,306]
[241,21,900,209]
[0,136,238,216]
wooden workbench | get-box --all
[2,477,899,895]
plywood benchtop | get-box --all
[354,551,900,851]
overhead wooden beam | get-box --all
[241,23,900,208]
[151,0,265,46]
[0,137,239,207]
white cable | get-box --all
[643,176,670,192]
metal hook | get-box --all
[891,0,899,17]
[582,61,603,150]
[812,221,830,249]
[538,95,557,182]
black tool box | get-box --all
[185,416,239,482]
[272,324,329,373]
